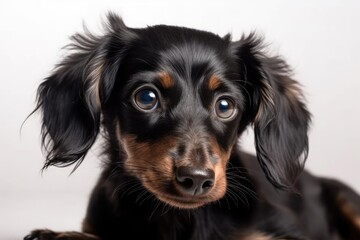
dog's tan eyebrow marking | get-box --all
[158,72,174,89]
[208,75,221,91]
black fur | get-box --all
[25,13,360,240]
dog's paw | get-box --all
[24,230,100,240]
[24,229,57,240]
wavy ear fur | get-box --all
[233,33,311,190]
[36,13,137,169]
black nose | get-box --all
[176,166,215,196]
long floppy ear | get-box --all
[36,13,137,169]
[233,33,311,190]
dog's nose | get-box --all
[176,166,214,196]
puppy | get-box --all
[25,13,360,240]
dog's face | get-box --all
[112,29,244,208]
[37,14,310,209]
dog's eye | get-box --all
[133,88,159,111]
[215,98,237,120]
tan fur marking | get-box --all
[122,134,176,176]
[255,80,275,122]
[86,52,106,109]
[283,77,304,104]
[57,232,100,240]
[121,134,210,208]
[121,135,190,207]
[337,194,360,229]
[232,231,286,240]
[82,220,95,235]
[117,131,232,208]
[209,137,232,199]
[159,72,174,89]
[242,232,273,240]
[30,229,99,240]
[115,120,123,147]
[208,75,221,91]
[210,137,232,165]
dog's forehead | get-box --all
[134,25,232,82]
[158,43,225,79]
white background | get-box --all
[0,0,359,239]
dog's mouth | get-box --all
[155,192,213,209]
[139,177,227,209]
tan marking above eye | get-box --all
[159,72,174,89]
[208,75,221,91]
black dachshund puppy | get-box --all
[25,13,360,240]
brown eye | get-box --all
[215,98,237,120]
[133,88,159,112]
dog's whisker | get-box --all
[226,178,258,200]
[111,179,133,199]
[227,184,250,207]
[225,188,240,207]
[148,199,162,222]
[138,191,155,206]
[160,202,174,216]
[135,189,151,205]
[111,178,140,199]
[118,181,142,199]
[126,185,145,196]
[226,171,257,189]
[135,188,149,201]
[215,199,223,209]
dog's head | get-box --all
[37,13,310,209]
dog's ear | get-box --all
[232,33,311,190]
[36,13,137,169]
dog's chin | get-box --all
[155,194,213,209]
[155,194,212,209]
